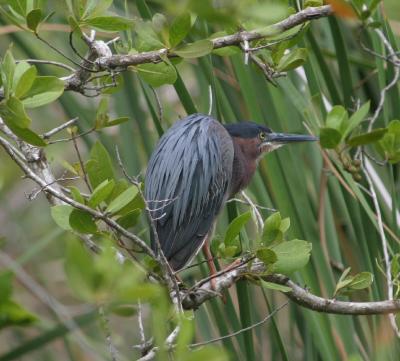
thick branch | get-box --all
[182,261,400,315]
[0,128,155,259]
[96,5,332,70]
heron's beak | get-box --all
[266,132,318,144]
[259,132,318,154]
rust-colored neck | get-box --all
[229,137,260,197]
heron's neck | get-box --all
[229,138,259,197]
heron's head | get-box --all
[224,122,318,160]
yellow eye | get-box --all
[259,132,267,141]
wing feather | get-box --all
[144,114,234,270]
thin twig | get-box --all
[71,130,93,192]
[138,300,146,345]
[42,117,79,138]
[17,58,76,72]
[35,32,96,72]
[240,191,264,232]
[207,85,213,115]
[226,197,276,212]
[48,127,95,144]
[69,30,98,68]
[364,158,400,337]
[366,29,400,132]
[27,176,80,200]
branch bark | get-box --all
[49,5,333,95]
[182,260,400,315]
[96,5,333,70]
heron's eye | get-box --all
[259,132,267,141]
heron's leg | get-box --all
[202,238,218,291]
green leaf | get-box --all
[3,121,46,146]
[341,101,370,138]
[0,272,13,302]
[224,211,251,246]
[116,209,141,229]
[51,205,73,231]
[69,186,85,204]
[334,268,373,296]
[261,280,292,293]
[0,300,37,329]
[218,243,238,258]
[261,212,283,245]
[106,185,139,215]
[86,141,114,189]
[256,247,277,265]
[280,217,290,233]
[212,46,241,57]
[1,50,16,99]
[326,105,348,130]
[261,212,288,245]
[174,39,213,58]
[152,13,168,35]
[26,8,42,32]
[94,97,109,129]
[347,128,387,147]
[105,117,129,127]
[348,272,373,290]
[111,304,137,317]
[84,16,134,32]
[379,120,400,163]
[68,15,83,36]
[115,188,145,216]
[69,209,97,234]
[8,0,27,17]
[0,7,26,31]
[135,21,164,51]
[334,267,353,296]
[136,61,177,87]
[169,12,191,47]
[271,240,312,275]
[82,0,113,18]
[88,179,115,208]
[22,76,64,108]
[319,127,342,149]
[0,97,45,146]
[0,96,31,128]
[369,0,382,13]
[276,48,308,71]
[13,62,37,98]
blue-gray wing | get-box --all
[144,114,234,270]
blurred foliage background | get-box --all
[0,0,400,360]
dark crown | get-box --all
[224,122,272,138]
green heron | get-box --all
[145,113,317,276]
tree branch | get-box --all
[181,260,400,315]
[96,5,333,70]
